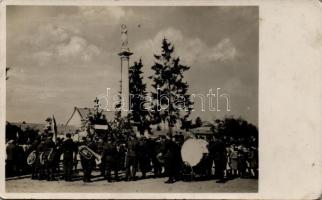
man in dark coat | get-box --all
[163,136,182,184]
[61,133,77,182]
[96,138,105,176]
[29,138,40,179]
[80,136,96,182]
[137,136,150,179]
[43,135,57,181]
[6,139,17,177]
[36,137,46,180]
[102,135,118,182]
[147,137,162,178]
[125,135,138,181]
[212,135,227,183]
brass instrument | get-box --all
[39,152,46,166]
[39,148,54,165]
[78,145,102,165]
[27,150,37,166]
[47,148,55,163]
[156,152,165,164]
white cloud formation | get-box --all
[74,7,134,26]
[56,36,100,61]
[78,7,126,21]
[27,24,101,66]
[31,24,79,48]
[134,28,238,66]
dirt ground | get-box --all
[6,172,258,193]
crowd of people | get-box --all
[6,131,258,184]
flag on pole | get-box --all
[52,115,58,143]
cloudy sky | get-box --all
[6,6,258,126]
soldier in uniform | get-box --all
[43,134,57,181]
[61,133,78,182]
[125,134,138,181]
[96,138,105,176]
[137,136,150,179]
[212,135,227,183]
[6,139,17,177]
[36,137,46,180]
[151,137,163,178]
[80,136,96,182]
[29,138,40,179]
[163,136,182,184]
[102,134,118,182]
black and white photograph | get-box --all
[4,5,259,194]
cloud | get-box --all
[56,36,100,61]
[134,28,238,66]
[25,24,101,66]
[78,7,127,21]
[27,24,79,48]
[206,38,237,62]
[69,7,135,26]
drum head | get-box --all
[181,139,209,167]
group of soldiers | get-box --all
[6,130,258,184]
[24,132,186,184]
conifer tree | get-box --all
[149,38,193,135]
[129,59,149,134]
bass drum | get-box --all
[181,138,209,167]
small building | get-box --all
[65,107,115,129]
[190,121,214,138]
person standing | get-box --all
[36,137,46,180]
[29,138,40,180]
[6,139,17,177]
[213,135,227,183]
[96,138,105,176]
[163,136,182,184]
[137,136,150,179]
[61,133,77,182]
[43,135,57,181]
[80,137,96,182]
[125,134,138,181]
[229,144,239,178]
[102,135,118,182]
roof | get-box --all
[190,122,214,135]
[76,107,115,120]
[65,107,115,126]
[9,122,78,135]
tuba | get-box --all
[27,150,37,166]
[78,145,102,165]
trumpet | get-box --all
[78,145,102,165]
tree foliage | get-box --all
[212,117,258,145]
[149,38,193,135]
[129,59,150,134]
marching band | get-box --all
[7,129,258,184]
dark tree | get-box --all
[149,38,193,135]
[212,117,258,146]
[129,59,150,134]
[114,82,122,122]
